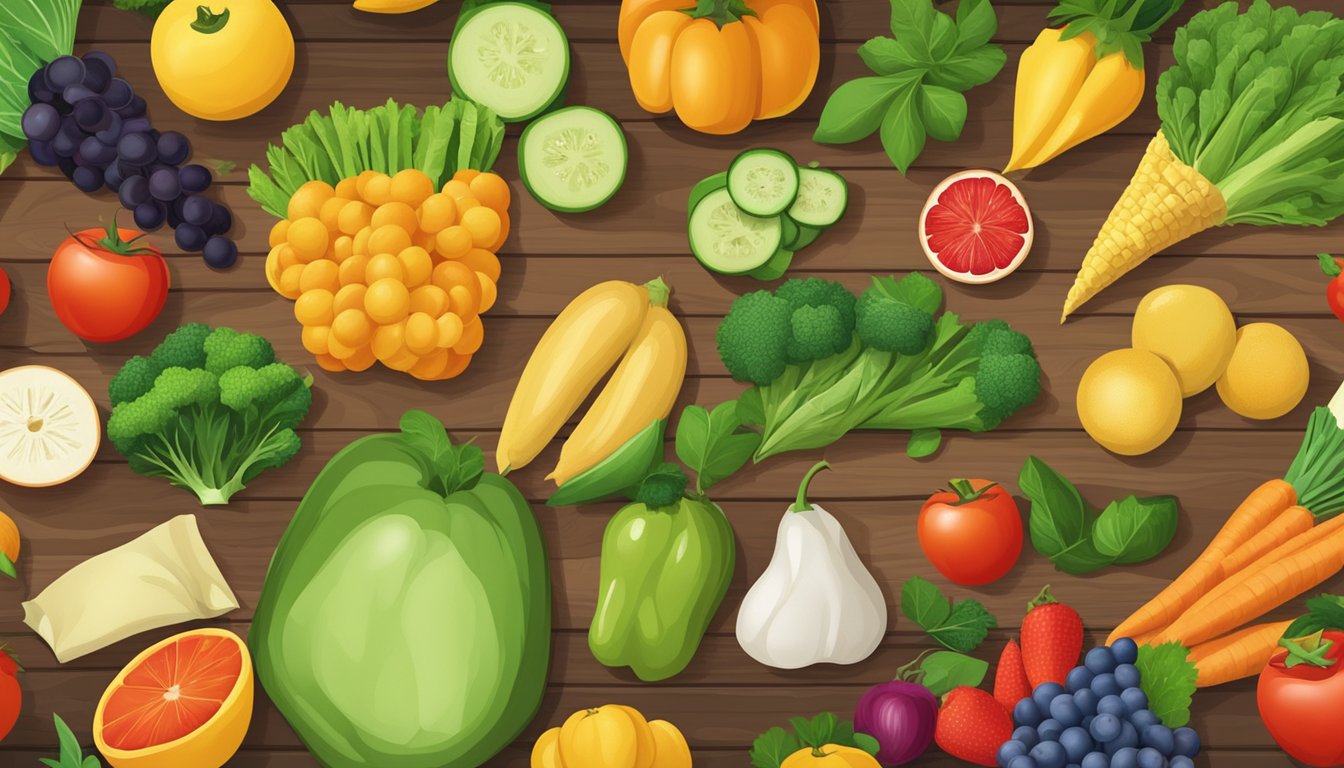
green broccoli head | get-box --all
[107,368,221,446]
[221,364,313,429]
[108,323,213,406]
[787,304,848,363]
[855,290,935,355]
[716,279,859,385]
[204,327,276,375]
[974,352,1043,429]
[776,278,857,331]
[968,319,1036,358]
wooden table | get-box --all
[2,0,1341,764]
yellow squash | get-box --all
[496,280,656,473]
[549,303,687,485]
[1020,49,1144,170]
[1005,28,1095,173]
[781,745,883,767]
[559,705,656,768]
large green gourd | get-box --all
[250,410,550,768]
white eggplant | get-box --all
[735,461,888,669]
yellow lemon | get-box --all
[1131,284,1236,397]
[1077,348,1182,455]
[1217,323,1309,420]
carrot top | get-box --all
[1284,408,1344,518]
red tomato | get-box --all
[1258,630,1344,766]
[0,648,18,742]
[1319,255,1344,324]
[917,479,1023,586]
[0,266,9,317]
[48,225,169,342]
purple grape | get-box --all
[156,131,190,165]
[83,51,117,75]
[206,204,232,235]
[51,96,73,116]
[62,84,97,104]
[118,132,157,165]
[103,162,126,191]
[94,111,123,145]
[133,200,165,230]
[115,95,147,118]
[175,223,207,252]
[44,56,85,90]
[178,163,212,193]
[72,165,101,192]
[74,99,111,133]
[165,202,182,229]
[102,78,133,110]
[79,135,117,166]
[27,69,55,104]
[57,155,77,179]
[122,116,151,135]
[52,128,79,158]
[181,195,213,226]
[119,175,149,208]
[21,103,60,142]
[28,139,57,166]
[148,168,181,201]
[81,55,112,92]
[202,237,238,269]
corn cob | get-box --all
[1061,131,1226,321]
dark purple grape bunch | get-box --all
[998,638,1202,768]
[21,51,239,269]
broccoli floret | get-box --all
[976,354,1043,428]
[787,305,848,363]
[717,291,793,385]
[855,290,935,354]
[776,278,857,331]
[105,325,312,506]
[969,319,1036,358]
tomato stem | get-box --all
[684,0,756,27]
[192,5,231,34]
[70,215,156,258]
[945,478,999,506]
[1280,632,1338,669]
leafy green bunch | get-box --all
[814,0,1006,173]
[107,324,313,506]
[1158,0,1344,225]
[716,273,1042,462]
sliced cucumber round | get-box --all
[788,167,849,228]
[519,106,628,213]
[727,148,799,216]
[688,188,782,275]
[449,2,570,123]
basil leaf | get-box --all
[926,46,1007,91]
[1093,495,1180,564]
[858,37,911,76]
[920,651,989,696]
[675,402,761,493]
[919,85,968,142]
[927,11,959,62]
[901,576,951,628]
[879,82,925,173]
[814,75,912,145]
[889,0,935,40]
[955,0,998,54]
[907,428,942,458]
[1020,456,1090,559]
[1048,528,1117,575]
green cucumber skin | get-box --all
[726,148,800,217]
[788,167,849,228]
[687,172,729,219]
[747,248,794,281]
[518,106,629,213]
[785,223,823,251]
[688,188,782,276]
[449,2,571,124]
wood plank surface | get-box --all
[1,0,1335,765]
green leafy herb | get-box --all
[398,410,485,496]
[750,713,879,768]
[112,0,170,19]
[1021,457,1179,574]
[1283,593,1344,639]
[814,0,1005,173]
[1047,0,1186,70]
[901,576,997,652]
[906,428,943,458]
[1136,641,1197,728]
[39,714,102,768]
[916,650,989,696]
[675,402,761,494]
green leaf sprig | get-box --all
[813,0,1006,173]
[901,576,997,653]
[675,402,761,495]
[1136,642,1198,728]
[399,410,485,496]
[39,714,102,768]
[749,713,879,768]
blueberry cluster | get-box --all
[998,638,1202,768]
[19,52,238,268]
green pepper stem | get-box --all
[644,276,671,308]
[192,5,231,34]
[790,461,830,512]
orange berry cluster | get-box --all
[264,168,510,380]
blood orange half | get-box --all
[919,170,1034,284]
[94,628,253,768]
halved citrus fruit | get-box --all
[919,169,1034,284]
[94,628,253,768]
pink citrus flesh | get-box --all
[919,170,1033,284]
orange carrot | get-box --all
[1188,621,1293,687]
[1222,505,1315,576]
[1157,513,1344,647]
[1107,478,1296,645]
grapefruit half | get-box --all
[919,170,1034,284]
[94,628,253,768]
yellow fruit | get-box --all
[436,312,465,348]
[368,224,413,256]
[418,193,458,233]
[268,219,290,247]
[372,202,420,235]
[405,312,439,356]
[558,705,656,768]
[345,345,377,372]
[362,173,393,206]
[278,264,305,298]
[461,248,501,282]
[1217,323,1309,420]
[648,721,692,768]
[435,225,473,259]
[410,285,450,317]
[264,247,284,293]
[477,272,498,313]
[532,727,563,768]
[442,179,474,201]
[93,628,253,768]
[338,200,374,236]
[334,284,367,314]
[332,309,374,347]
[383,347,421,372]
[1077,348,1183,456]
[470,172,511,212]
[365,278,411,325]
[353,170,379,198]
[315,353,346,372]
[338,254,369,287]
[332,235,354,264]
[461,206,502,249]
[151,0,294,121]
[288,181,335,220]
[408,348,450,380]
[416,232,439,256]
[352,225,373,256]
[439,351,472,380]
[333,176,360,199]
[390,169,435,207]
[294,289,335,326]
[449,284,481,321]
[398,246,434,288]
[327,335,357,360]
[373,321,408,361]
[1130,285,1237,397]
[287,217,330,262]
[301,325,331,356]
[456,197,481,216]
[298,260,340,294]
[454,317,484,355]
[492,210,511,251]
[453,169,482,184]
[366,253,407,284]
[318,196,346,231]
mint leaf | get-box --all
[880,84,925,173]
[1137,642,1197,728]
[919,85,968,142]
[814,75,911,145]
[790,712,840,748]
[889,0,935,38]
[902,576,951,628]
[1021,456,1091,559]
[930,598,997,652]
[920,651,989,696]
[750,726,800,768]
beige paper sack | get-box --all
[23,514,239,662]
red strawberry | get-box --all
[993,639,1032,711]
[935,686,1014,766]
[1020,584,1083,689]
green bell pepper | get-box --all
[588,466,736,681]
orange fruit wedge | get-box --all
[94,628,253,768]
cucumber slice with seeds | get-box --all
[689,187,782,275]
[519,106,627,212]
[449,2,570,123]
[727,148,800,216]
[788,167,848,228]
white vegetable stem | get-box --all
[735,461,889,669]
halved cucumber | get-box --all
[689,188,782,275]
[449,2,570,123]
[727,148,799,216]
[519,106,628,212]
[788,167,849,228]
